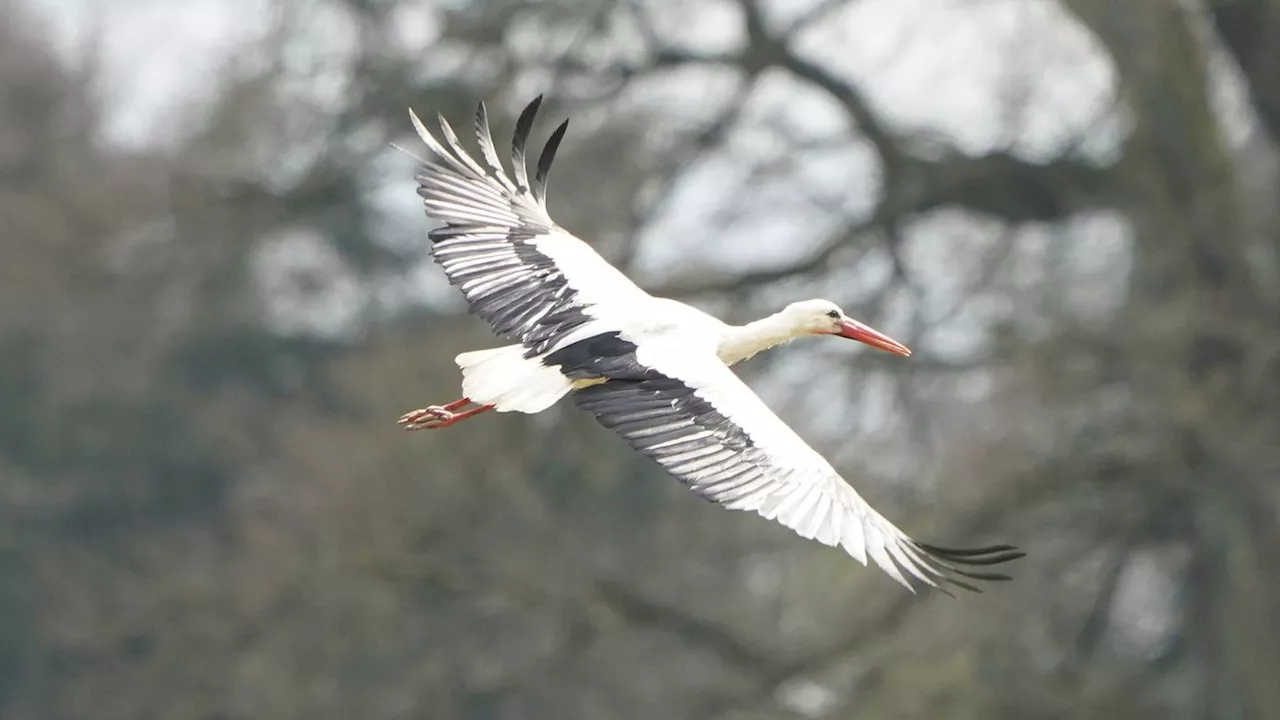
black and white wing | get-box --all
[410,96,650,356]
[550,333,1023,594]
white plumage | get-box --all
[399,96,1023,594]
[455,345,569,414]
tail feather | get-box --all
[457,345,571,413]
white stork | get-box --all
[398,96,1022,594]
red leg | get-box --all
[398,398,494,430]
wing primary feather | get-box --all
[885,542,937,588]
[942,577,984,594]
[945,567,1015,582]
[414,96,648,357]
[511,95,544,193]
[409,109,472,178]
[939,551,1026,567]
[839,515,868,564]
[389,141,426,163]
[533,119,570,206]
[418,179,506,207]
[915,543,1026,565]
[435,113,488,180]
[910,542,1024,593]
[473,101,515,191]
[917,543,1020,557]
[867,538,913,592]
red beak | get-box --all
[837,319,912,357]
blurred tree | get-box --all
[1,0,1277,718]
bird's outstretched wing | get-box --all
[411,96,650,356]
[548,332,1024,594]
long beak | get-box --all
[837,318,912,357]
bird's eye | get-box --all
[826,310,840,319]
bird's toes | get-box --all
[397,407,454,429]
[396,409,426,425]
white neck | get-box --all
[717,311,808,366]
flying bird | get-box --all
[399,96,1022,594]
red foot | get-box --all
[398,398,493,430]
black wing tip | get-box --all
[911,541,1025,595]
[546,119,571,162]
[513,96,546,148]
[510,95,550,192]
[916,542,1025,561]
[533,118,571,203]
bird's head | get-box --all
[783,299,911,357]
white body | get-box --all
[458,296,824,415]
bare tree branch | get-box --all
[1208,0,1280,144]
[786,0,854,35]
[648,150,1114,298]
[773,48,906,179]
[613,80,761,274]
[1061,536,1139,681]
[594,577,773,676]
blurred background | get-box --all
[3,0,1279,718]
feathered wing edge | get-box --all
[562,336,1025,597]
[410,97,647,356]
[408,95,569,216]
[803,501,1024,597]
[907,542,1025,597]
